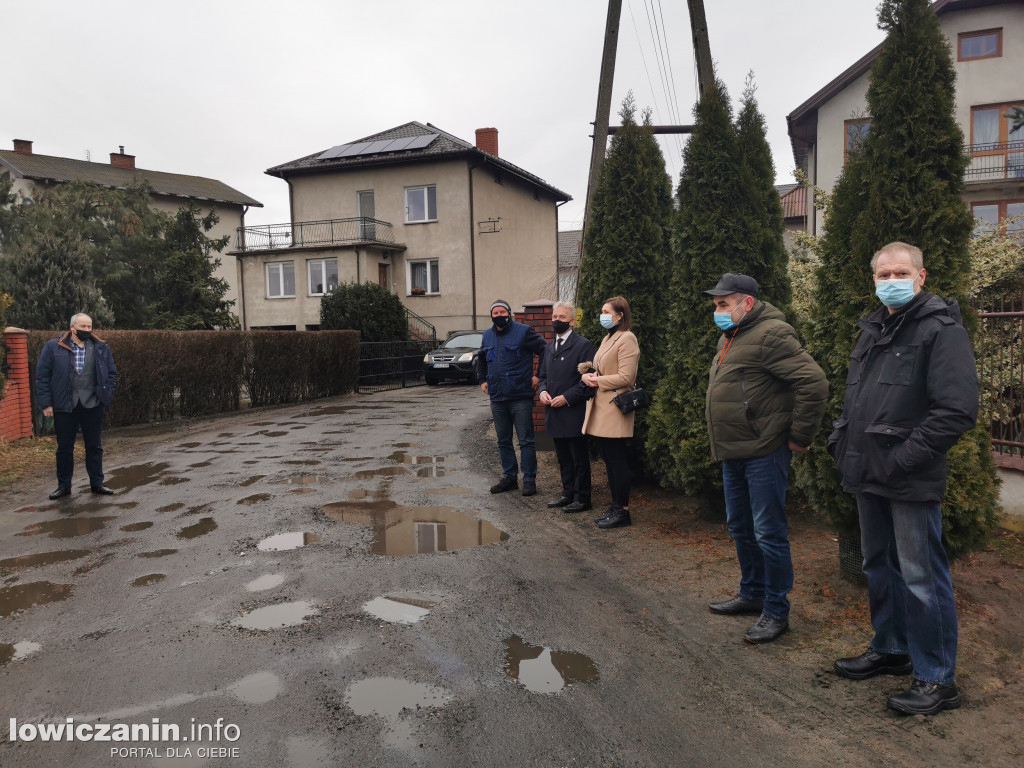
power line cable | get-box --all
[626,0,678,179]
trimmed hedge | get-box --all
[26,330,359,431]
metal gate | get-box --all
[358,340,435,394]
[976,285,1024,467]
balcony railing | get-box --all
[235,217,398,252]
[967,142,1024,182]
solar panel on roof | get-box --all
[358,140,397,155]
[385,136,417,151]
[337,142,372,157]
[317,145,348,160]
[405,134,438,150]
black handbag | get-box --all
[611,382,650,414]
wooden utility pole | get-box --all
[687,0,715,97]
[577,0,622,300]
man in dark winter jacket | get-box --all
[538,301,596,513]
[36,313,118,499]
[830,242,978,717]
[703,273,828,644]
[474,299,547,496]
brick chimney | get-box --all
[13,139,33,155]
[110,145,135,170]
[475,128,498,157]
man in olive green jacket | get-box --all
[703,273,828,644]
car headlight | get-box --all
[423,354,431,363]
[457,352,474,363]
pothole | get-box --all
[17,517,117,539]
[131,574,166,587]
[344,677,450,718]
[0,640,42,665]
[257,532,321,552]
[177,518,217,540]
[120,522,153,532]
[231,601,319,630]
[238,494,273,505]
[0,549,91,572]
[245,574,285,592]
[138,549,177,559]
[361,595,437,625]
[502,635,599,694]
[0,581,74,617]
[105,462,171,491]
[229,671,283,703]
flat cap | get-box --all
[701,273,759,297]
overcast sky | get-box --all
[5,0,886,232]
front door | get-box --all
[378,264,389,290]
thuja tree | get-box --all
[736,74,792,320]
[320,281,408,343]
[576,94,673,471]
[149,203,237,330]
[646,79,759,494]
[797,0,999,556]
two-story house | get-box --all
[787,0,1024,235]
[0,140,262,319]
[234,122,570,336]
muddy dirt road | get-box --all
[1,388,1020,767]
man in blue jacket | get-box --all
[36,313,118,499]
[474,299,547,496]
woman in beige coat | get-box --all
[581,296,640,529]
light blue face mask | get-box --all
[875,278,916,308]
[600,314,617,330]
[714,312,737,331]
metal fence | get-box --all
[975,286,1024,463]
[235,217,397,251]
[358,340,435,394]
[966,142,1024,181]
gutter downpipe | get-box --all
[468,158,483,330]
[556,200,570,301]
[239,204,249,330]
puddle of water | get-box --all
[131,574,166,587]
[290,488,316,495]
[502,635,599,694]
[17,517,117,539]
[342,457,374,462]
[231,601,319,630]
[13,506,39,514]
[177,518,217,540]
[238,493,273,505]
[257,430,288,438]
[120,522,153,532]
[423,488,472,496]
[157,503,185,513]
[243,460,260,465]
[389,451,449,464]
[239,475,265,487]
[278,475,328,485]
[362,596,435,625]
[0,549,91,572]
[189,461,213,468]
[345,677,451,718]
[138,549,177,559]
[217,433,235,437]
[0,640,42,665]
[245,574,285,592]
[352,466,409,479]
[229,671,283,703]
[178,503,212,518]
[283,459,320,466]
[74,552,116,575]
[179,442,203,449]
[392,442,420,448]
[322,503,508,557]
[160,476,190,486]
[0,581,74,617]
[105,462,171,491]
[257,532,321,552]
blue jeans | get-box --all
[490,397,536,482]
[722,443,794,620]
[856,492,957,685]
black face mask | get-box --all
[75,329,93,342]
[551,320,570,335]
[493,315,511,331]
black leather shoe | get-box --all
[744,614,789,644]
[90,485,115,495]
[596,507,631,529]
[594,504,620,522]
[563,500,592,513]
[490,475,518,493]
[48,486,71,500]
[708,595,765,615]
[834,648,913,680]
[887,679,961,715]
[521,481,537,497]
[547,496,572,508]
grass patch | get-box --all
[0,436,62,487]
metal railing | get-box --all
[974,286,1024,463]
[357,340,436,394]
[966,142,1024,181]
[235,217,397,251]
[406,308,436,343]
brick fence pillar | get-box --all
[1,327,34,442]
[519,300,555,437]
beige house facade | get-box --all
[787,0,1024,235]
[0,140,261,320]
[234,122,569,337]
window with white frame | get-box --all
[308,258,338,296]
[405,185,437,223]
[407,258,440,295]
[266,261,295,298]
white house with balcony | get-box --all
[787,0,1024,235]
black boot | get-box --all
[593,504,619,523]
[596,507,631,529]
[490,475,518,493]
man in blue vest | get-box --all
[474,299,547,496]
[36,313,118,499]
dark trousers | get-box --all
[54,404,105,488]
[598,437,631,507]
[553,435,592,503]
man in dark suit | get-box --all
[538,301,596,513]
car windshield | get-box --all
[441,332,483,349]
